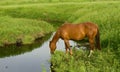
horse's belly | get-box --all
[70,34,85,41]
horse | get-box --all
[49,22,101,57]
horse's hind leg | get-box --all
[64,39,73,55]
[88,38,95,57]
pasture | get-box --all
[0,0,120,72]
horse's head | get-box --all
[49,41,56,54]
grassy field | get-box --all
[0,16,54,46]
[0,0,119,5]
[51,48,120,72]
[49,1,120,72]
[0,0,120,72]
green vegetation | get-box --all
[50,1,120,72]
[51,49,120,72]
[0,0,119,5]
[0,0,120,71]
[0,16,54,46]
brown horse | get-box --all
[49,22,101,57]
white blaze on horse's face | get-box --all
[49,41,56,54]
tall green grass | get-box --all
[68,2,120,48]
[0,16,54,46]
[49,1,120,72]
[0,0,119,5]
[0,0,119,50]
[0,1,119,48]
[51,49,120,72]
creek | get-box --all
[0,33,77,72]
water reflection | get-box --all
[0,33,51,58]
[0,33,52,72]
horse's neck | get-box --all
[51,32,60,44]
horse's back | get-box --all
[58,22,98,33]
[58,23,85,40]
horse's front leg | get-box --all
[64,39,73,55]
[88,38,95,57]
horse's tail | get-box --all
[95,29,101,50]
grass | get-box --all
[48,1,120,72]
[0,16,54,46]
[0,0,120,71]
[0,0,119,5]
[51,48,120,72]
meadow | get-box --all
[0,0,120,72]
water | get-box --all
[0,33,76,72]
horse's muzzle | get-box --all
[50,51,54,54]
